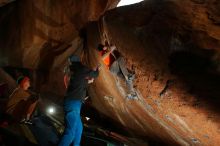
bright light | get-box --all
[47,107,55,114]
[117,0,143,7]
[85,117,90,121]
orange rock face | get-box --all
[0,0,118,68]
[0,0,118,96]
[88,0,220,145]
[1,0,220,145]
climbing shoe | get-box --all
[126,92,138,100]
[127,73,135,81]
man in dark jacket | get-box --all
[59,55,100,146]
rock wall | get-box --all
[0,0,119,68]
[1,0,220,145]
[0,0,118,97]
[87,0,220,145]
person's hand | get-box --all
[97,64,102,71]
[88,78,94,84]
[93,64,102,71]
[103,46,108,51]
[110,45,116,52]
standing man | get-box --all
[59,55,100,146]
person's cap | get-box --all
[68,55,80,63]
[16,76,30,85]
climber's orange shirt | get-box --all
[99,50,115,68]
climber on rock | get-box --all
[59,54,100,146]
[97,43,137,99]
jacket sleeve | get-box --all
[87,69,99,78]
[71,63,99,78]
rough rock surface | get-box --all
[1,0,220,145]
[89,0,220,145]
[0,0,118,96]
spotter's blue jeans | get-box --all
[58,99,82,146]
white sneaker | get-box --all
[20,118,33,125]
[24,120,33,125]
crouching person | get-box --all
[6,76,39,124]
[58,55,100,146]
